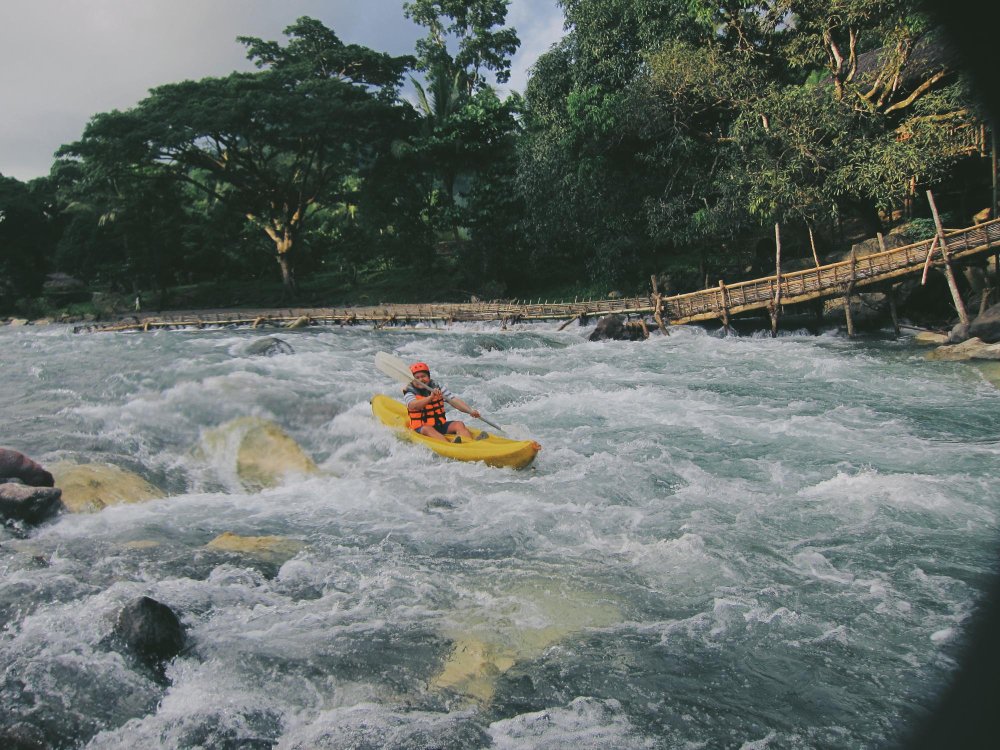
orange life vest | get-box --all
[405,384,447,429]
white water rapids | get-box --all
[1,321,999,749]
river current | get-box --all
[1,321,998,749]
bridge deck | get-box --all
[86,219,1000,332]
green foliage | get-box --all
[0,175,58,311]
[404,0,520,89]
[58,17,414,295]
[31,1,991,307]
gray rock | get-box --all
[243,336,294,357]
[948,321,970,344]
[0,483,64,524]
[969,302,1000,344]
[112,596,186,680]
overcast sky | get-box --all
[0,0,565,182]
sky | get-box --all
[0,0,566,182]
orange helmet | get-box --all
[410,362,430,375]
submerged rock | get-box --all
[112,596,186,680]
[430,581,622,705]
[0,482,64,525]
[243,336,294,357]
[974,361,1000,390]
[196,416,320,492]
[206,531,305,563]
[0,722,48,750]
[50,462,166,513]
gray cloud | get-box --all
[0,0,563,182]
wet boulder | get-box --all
[969,302,1000,344]
[195,416,320,492]
[0,448,55,487]
[112,596,186,679]
[926,337,1000,361]
[243,336,294,356]
[589,314,648,342]
[50,462,166,513]
[0,482,64,525]
[206,532,305,564]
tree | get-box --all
[60,18,414,295]
[404,0,520,93]
[401,0,522,272]
[0,175,57,310]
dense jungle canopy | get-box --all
[1,0,994,314]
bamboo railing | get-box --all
[664,218,1000,324]
[84,219,1000,333]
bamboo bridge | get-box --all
[87,218,1000,334]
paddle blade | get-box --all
[375,352,419,386]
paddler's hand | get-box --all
[470,409,481,418]
[431,388,443,399]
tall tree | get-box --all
[0,175,57,310]
[404,0,520,93]
[60,18,413,294]
[402,0,522,262]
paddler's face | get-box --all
[414,371,430,383]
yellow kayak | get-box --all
[370,395,541,469]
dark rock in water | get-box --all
[113,596,186,679]
[0,483,64,524]
[589,314,647,342]
[0,448,55,487]
[0,722,47,750]
[896,272,962,326]
[426,497,457,511]
[244,336,294,357]
[970,302,1000,344]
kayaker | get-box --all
[403,362,486,443]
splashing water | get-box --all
[1,322,998,749]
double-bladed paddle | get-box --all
[374,351,504,432]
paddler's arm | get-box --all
[406,388,443,411]
[445,396,481,419]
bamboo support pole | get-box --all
[927,190,970,326]
[557,314,581,331]
[809,224,821,267]
[844,250,857,338]
[650,274,669,335]
[718,280,731,334]
[770,222,782,337]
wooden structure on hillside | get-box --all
[83,218,1000,334]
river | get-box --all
[2,321,998,749]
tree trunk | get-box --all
[277,253,296,296]
[261,220,298,297]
